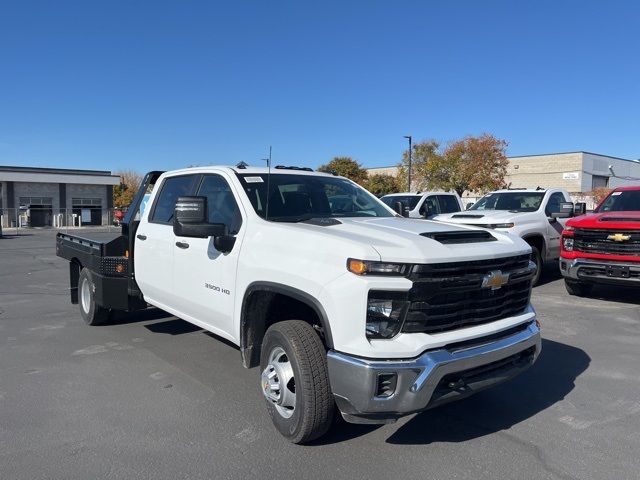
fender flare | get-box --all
[240,281,334,366]
[521,233,546,257]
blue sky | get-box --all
[1,0,639,172]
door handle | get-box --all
[175,241,190,249]
[137,234,147,240]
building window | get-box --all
[591,175,609,189]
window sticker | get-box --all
[244,176,264,183]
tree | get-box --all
[588,187,612,204]
[113,170,143,208]
[425,134,509,196]
[396,140,442,191]
[318,157,368,185]
[366,174,400,196]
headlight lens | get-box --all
[563,237,574,251]
[485,223,515,229]
[366,296,410,339]
[564,225,575,232]
[348,258,409,276]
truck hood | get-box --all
[567,211,640,230]
[288,216,530,263]
[434,209,536,226]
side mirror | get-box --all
[173,196,227,238]
[422,203,434,218]
[466,202,474,210]
[551,202,574,218]
[394,201,409,217]
[574,202,586,216]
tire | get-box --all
[260,320,334,444]
[530,245,542,286]
[78,268,110,326]
[564,279,594,297]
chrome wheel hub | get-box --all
[261,346,296,418]
[80,278,91,314]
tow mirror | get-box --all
[574,202,586,216]
[173,196,228,238]
[394,201,409,217]
[551,202,574,219]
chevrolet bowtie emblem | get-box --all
[482,270,510,290]
[607,233,631,242]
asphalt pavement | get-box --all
[1,230,639,480]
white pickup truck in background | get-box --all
[435,188,583,284]
[380,191,464,218]
[57,166,541,443]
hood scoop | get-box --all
[452,214,484,219]
[420,230,496,244]
[599,217,640,223]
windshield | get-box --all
[470,192,545,212]
[596,190,640,213]
[237,173,394,222]
[380,195,422,210]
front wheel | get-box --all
[260,320,334,444]
[78,268,110,326]
[564,279,594,297]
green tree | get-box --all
[396,140,442,191]
[366,174,400,196]
[113,170,143,208]
[423,134,508,196]
[318,156,368,185]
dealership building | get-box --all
[368,151,640,200]
[0,166,120,228]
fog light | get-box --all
[366,297,410,339]
[563,237,574,251]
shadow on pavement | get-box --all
[533,262,562,287]
[582,284,640,305]
[145,318,203,335]
[318,338,589,445]
[385,338,589,445]
[109,307,174,326]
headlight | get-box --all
[564,225,575,232]
[485,223,515,229]
[348,258,409,276]
[563,237,574,251]
[366,294,410,339]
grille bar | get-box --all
[402,255,533,334]
[573,229,640,256]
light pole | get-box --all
[404,135,412,191]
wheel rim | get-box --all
[80,277,91,314]
[261,346,296,418]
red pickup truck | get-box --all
[560,185,640,296]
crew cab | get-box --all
[56,165,541,443]
[434,188,581,284]
[380,191,463,218]
[560,185,640,296]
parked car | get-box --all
[560,185,640,296]
[56,166,541,443]
[434,188,582,284]
[380,191,463,218]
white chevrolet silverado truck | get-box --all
[379,191,464,218]
[434,188,580,284]
[56,166,541,443]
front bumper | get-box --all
[560,257,640,284]
[327,320,541,424]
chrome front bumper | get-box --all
[327,321,541,424]
[560,257,640,283]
